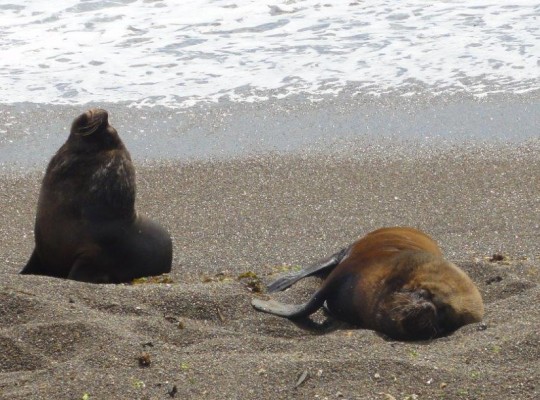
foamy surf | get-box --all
[0,0,538,108]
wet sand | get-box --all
[1,92,539,167]
[0,98,539,399]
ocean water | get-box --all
[1,0,539,108]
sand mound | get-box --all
[0,258,538,399]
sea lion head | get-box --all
[69,108,123,151]
[375,255,484,340]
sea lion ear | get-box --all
[72,109,106,136]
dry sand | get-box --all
[0,138,539,399]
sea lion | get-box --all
[20,108,172,283]
[252,227,484,340]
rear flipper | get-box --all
[267,247,348,293]
[291,314,347,334]
[252,285,344,333]
[252,280,332,319]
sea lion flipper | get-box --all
[67,256,111,284]
[267,248,348,293]
[252,290,326,319]
[20,249,45,275]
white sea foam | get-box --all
[0,0,538,107]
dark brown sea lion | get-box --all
[252,227,484,340]
[20,108,172,283]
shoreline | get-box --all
[1,90,539,169]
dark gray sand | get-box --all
[0,98,539,399]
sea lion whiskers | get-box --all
[391,289,442,338]
[389,289,429,312]
[388,295,415,314]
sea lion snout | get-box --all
[384,289,439,339]
[409,288,432,301]
[86,108,109,124]
[72,108,109,136]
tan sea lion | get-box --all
[252,227,484,340]
[20,108,172,283]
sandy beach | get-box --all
[0,96,539,399]
[2,0,539,397]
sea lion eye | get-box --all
[416,289,432,300]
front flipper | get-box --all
[67,252,112,283]
[20,249,47,275]
[267,247,348,293]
